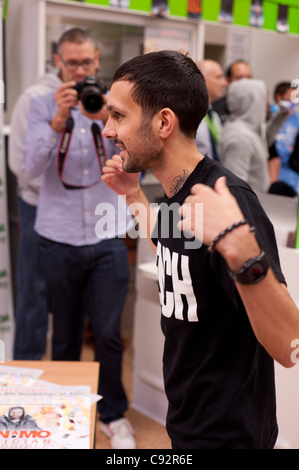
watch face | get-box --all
[249,262,266,283]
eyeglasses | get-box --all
[59,57,95,71]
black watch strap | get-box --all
[228,251,270,285]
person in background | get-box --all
[8,67,61,360]
[213,60,253,124]
[100,50,299,449]
[268,82,299,195]
[195,60,227,162]
[23,27,135,450]
[220,78,270,193]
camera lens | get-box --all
[80,85,103,114]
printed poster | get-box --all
[0,380,101,449]
[188,0,202,19]
[219,0,234,24]
[144,27,191,55]
[0,365,44,387]
[151,0,169,19]
[225,28,251,69]
[276,4,289,33]
[249,0,264,28]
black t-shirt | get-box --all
[152,156,285,449]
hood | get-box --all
[33,72,62,90]
[226,79,267,132]
[4,407,26,421]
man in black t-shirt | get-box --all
[101,51,299,449]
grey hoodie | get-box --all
[220,78,270,193]
[0,407,41,431]
[8,73,61,206]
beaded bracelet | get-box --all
[208,219,256,254]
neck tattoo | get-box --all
[169,170,190,197]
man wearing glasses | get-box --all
[22,28,135,449]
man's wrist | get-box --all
[126,185,143,206]
[50,114,68,133]
[215,224,261,272]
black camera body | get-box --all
[73,75,107,114]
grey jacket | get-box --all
[8,73,61,206]
[220,79,270,193]
[0,407,41,431]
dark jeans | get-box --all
[39,236,130,423]
[13,197,49,360]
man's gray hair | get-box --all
[57,28,97,54]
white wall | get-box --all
[204,22,299,100]
[250,29,299,101]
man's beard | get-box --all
[117,118,165,173]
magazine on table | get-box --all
[0,368,101,449]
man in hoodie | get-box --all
[220,78,270,193]
[0,407,41,431]
[9,70,61,360]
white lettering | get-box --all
[127,202,148,239]
[157,242,197,322]
[157,243,174,318]
[172,252,197,322]
[95,202,116,239]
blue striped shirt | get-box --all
[24,91,131,246]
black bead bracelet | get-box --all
[208,219,256,253]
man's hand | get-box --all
[50,81,77,132]
[79,94,109,123]
[101,154,141,203]
[178,177,260,270]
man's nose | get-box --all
[103,118,116,140]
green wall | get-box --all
[69,0,299,35]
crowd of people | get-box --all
[7,26,299,450]
[195,58,299,196]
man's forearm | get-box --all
[217,225,299,368]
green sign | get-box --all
[63,0,299,34]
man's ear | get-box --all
[53,53,62,69]
[158,108,176,139]
[95,48,101,72]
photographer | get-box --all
[24,28,135,450]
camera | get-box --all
[73,76,107,114]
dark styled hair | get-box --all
[274,82,292,101]
[57,28,96,54]
[112,51,209,138]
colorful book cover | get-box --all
[109,0,130,8]
[276,4,289,33]
[249,0,264,28]
[219,0,234,24]
[151,0,169,19]
[188,0,202,19]
[0,379,101,449]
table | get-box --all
[5,360,100,449]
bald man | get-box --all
[195,60,227,162]
[213,60,253,123]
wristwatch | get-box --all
[228,251,270,285]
